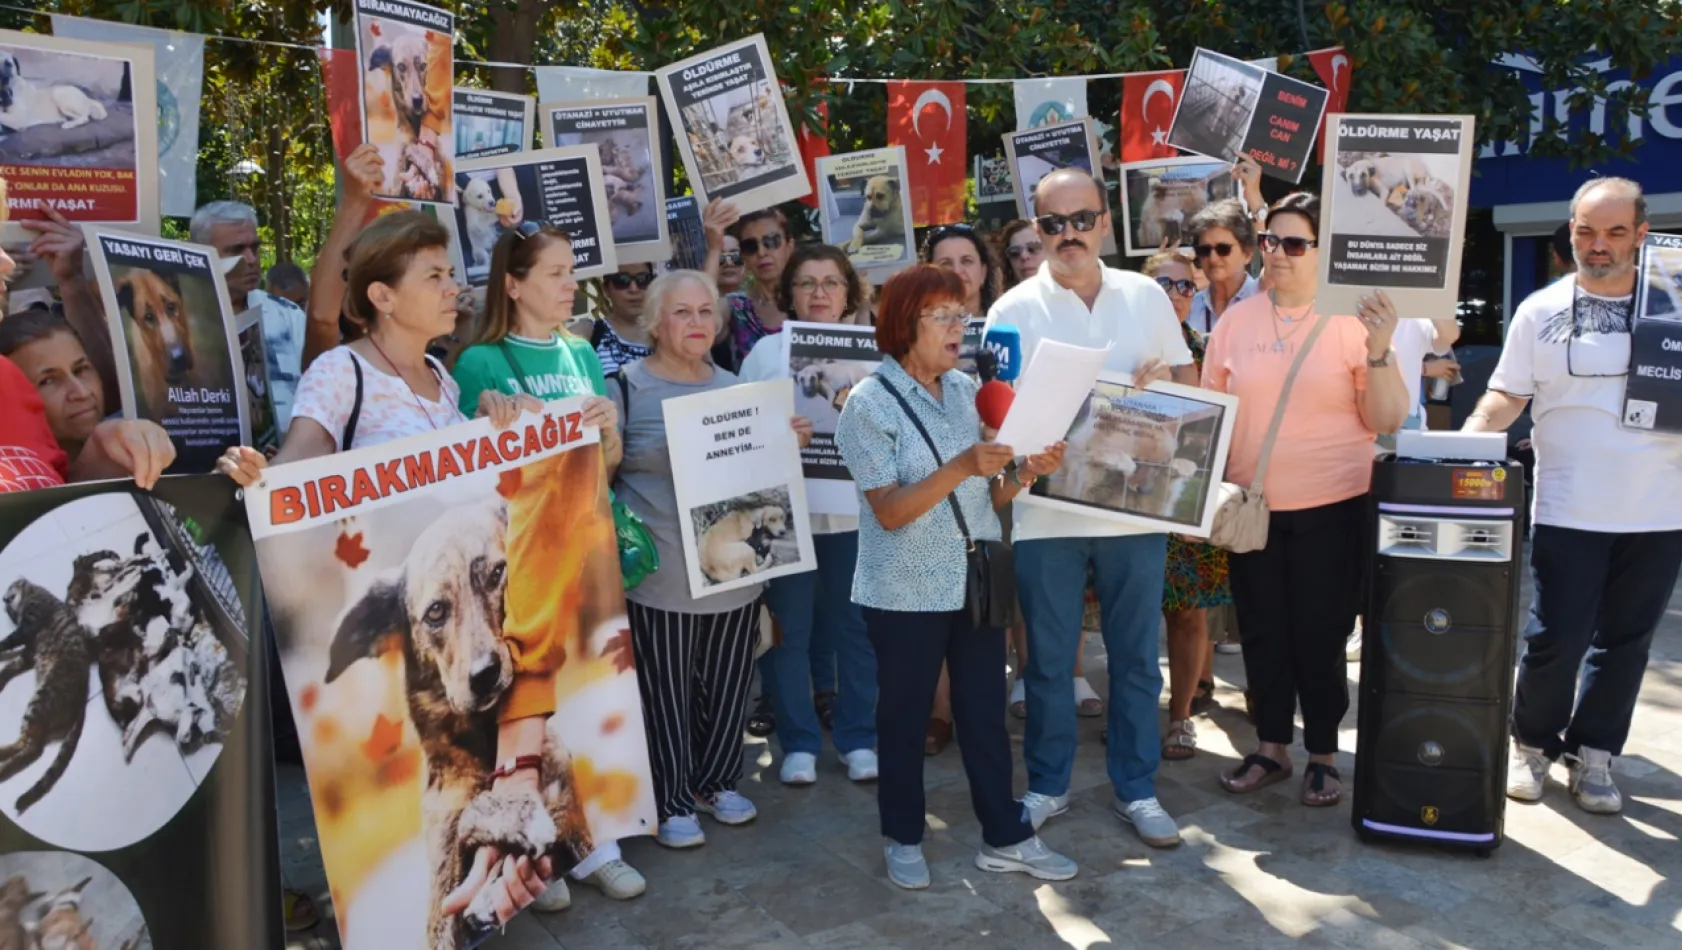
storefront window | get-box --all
[1457,209,1505,346]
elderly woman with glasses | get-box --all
[1201,193,1410,808]
[1186,194,1263,338]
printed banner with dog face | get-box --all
[243,401,656,950]
[656,34,811,212]
[0,475,283,949]
[452,88,533,160]
[1120,157,1239,257]
[85,228,251,475]
[450,147,617,288]
[782,321,881,516]
[0,30,160,243]
[816,147,915,277]
[542,97,671,265]
[662,379,816,598]
[1621,233,1682,434]
[1317,114,1475,318]
[1166,48,1328,183]
[354,0,456,205]
[1021,377,1239,538]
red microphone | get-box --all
[976,380,1016,432]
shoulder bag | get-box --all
[872,374,1018,630]
[609,371,659,590]
[1207,312,1333,554]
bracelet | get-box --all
[1366,352,1392,368]
[488,754,543,784]
[1008,461,1036,489]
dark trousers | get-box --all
[628,601,760,821]
[1228,494,1367,756]
[1512,524,1682,758]
[865,606,1034,849]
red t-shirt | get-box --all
[0,355,68,492]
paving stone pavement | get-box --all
[278,583,1682,950]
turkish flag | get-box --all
[1119,70,1185,164]
[1306,47,1353,163]
[888,81,967,227]
[796,100,831,210]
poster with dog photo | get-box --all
[243,400,656,950]
[0,31,160,243]
[235,308,280,454]
[1317,114,1475,318]
[662,196,707,272]
[975,155,1015,205]
[655,33,810,212]
[662,379,816,598]
[1021,377,1239,537]
[0,475,283,949]
[1002,118,1117,255]
[816,147,915,277]
[543,97,671,265]
[354,0,456,205]
[1620,233,1682,433]
[452,87,533,160]
[1120,157,1238,257]
[451,147,617,288]
[782,321,881,516]
[86,228,251,476]
[1166,48,1328,184]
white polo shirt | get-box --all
[983,262,1194,541]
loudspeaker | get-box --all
[1352,456,1524,856]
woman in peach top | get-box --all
[1201,193,1411,807]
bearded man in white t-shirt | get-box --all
[1465,176,1682,815]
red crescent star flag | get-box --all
[888,81,967,226]
[1119,69,1185,164]
[1307,47,1353,163]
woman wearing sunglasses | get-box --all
[996,219,1046,292]
[712,208,796,374]
[1201,193,1410,808]
[592,263,656,377]
[1185,199,1262,338]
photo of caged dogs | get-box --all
[0,851,151,950]
[690,486,799,587]
[680,79,796,196]
[0,491,248,853]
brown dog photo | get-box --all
[357,0,455,204]
[688,487,799,587]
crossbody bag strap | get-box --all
[342,352,365,452]
[1249,312,1334,493]
[871,373,973,543]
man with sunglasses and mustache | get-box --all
[1467,177,1682,818]
[983,168,1196,849]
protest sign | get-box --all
[782,322,881,516]
[0,31,158,242]
[1002,118,1116,255]
[236,308,280,454]
[244,401,656,950]
[1119,157,1238,256]
[86,228,250,474]
[816,147,915,277]
[543,97,670,264]
[1622,233,1682,433]
[0,476,282,949]
[452,87,534,159]
[450,147,616,287]
[662,196,707,272]
[975,155,1015,205]
[353,0,455,205]
[656,34,810,211]
[1318,114,1475,318]
[1022,377,1238,537]
[1167,48,1328,183]
[663,379,816,598]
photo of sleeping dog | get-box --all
[790,355,873,435]
[1120,158,1238,257]
[356,0,455,204]
[689,487,800,587]
[0,43,136,184]
[0,852,151,950]
[1333,149,1459,240]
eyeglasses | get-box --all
[1566,287,1631,379]
[718,251,744,266]
[1005,241,1044,260]
[1155,277,1196,297]
[606,271,655,290]
[740,233,785,256]
[1258,233,1318,257]
[921,309,972,328]
[1034,210,1103,235]
[1194,242,1236,259]
[794,277,847,295]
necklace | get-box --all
[1268,291,1315,354]
[368,334,441,430]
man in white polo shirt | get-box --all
[984,168,1195,848]
[1465,176,1682,815]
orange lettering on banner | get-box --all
[435,448,463,480]
[451,441,478,473]
[271,487,306,525]
[404,452,437,488]
[376,459,407,496]
[349,467,381,506]
[497,429,521,461]
[477,436,502,467]
[319,474,352,514]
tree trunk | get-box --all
[486,0,551,94]
[265,91,290,261]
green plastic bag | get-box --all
[613,494,658,590]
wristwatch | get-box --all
[1366,352,1392,368]
[1006,460,1036,489]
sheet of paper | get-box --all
[993,338,1110,457]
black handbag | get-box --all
[872,374,1018,630]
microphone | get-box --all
[983,325,1022,383]
[976,380,1016,432]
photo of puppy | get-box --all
[115,270,195,412]
[847,175,905,253]
[676,80,797,196]
[458,175,500,267]
[0,53,106,130]
[0,853,150,950]
[1167,50,1265,164]
[360,10,453,203]
[791,357,873,433]
[1121,159,1236,257]
[1332,149,1459,240]
[0,43,138,226]
[689,487,799,587]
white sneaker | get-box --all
[1566,746,1622,814]
[975,836,1077,881]
[656,814,706,849]
[532,878,571,912]
[779,751,818,786]
[696,790,757,825]
[1346,618,1363,662]
[581,860,646,900]
[840,748,879,782]
[1020,790,1069,830]
[1116,797,1181,848]
[884,842,930,890]
[1506,740,1549,802]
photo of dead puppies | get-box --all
[548,118,659,248]
[678,78,797,197]
[111,263,236,427]
[0,852,150,950]
[0,45,137,204]
[1167,51,1264,165]
[790,356,874,434]
[690,487,799,587]
[1122,159,1237,256]
[1333,150,1459,240]
[360,12,453,203]
[0,491,249,852]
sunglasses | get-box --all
[1034,209,1103,235]
[1006,241,1044,260]
[606,271,655,290]
[1194,242,1236,259]
[1155,277,1197,297]
[740,233,785,256]
[511,221,545,239]
[718,251,744,266]
[1258,233,1319,257]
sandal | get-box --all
[1073,676,1104,718]
[1301,762,1342,807]
[283,890,320,933]
[1220,753,1293,794]
[924,717,953,756]
[1162,718,1197,760]
[746,695,776,738]
[1008,678,1026,719]
[1189,679,1217,716]
[814,690,837,731]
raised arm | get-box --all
[305,144,385,368]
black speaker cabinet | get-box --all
[1352,457,1524,856]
